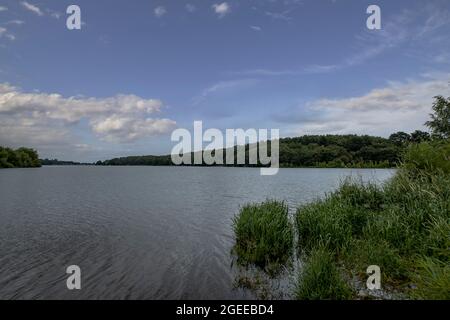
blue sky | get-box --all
[0,0,449,161]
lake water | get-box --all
[0,166,395,299]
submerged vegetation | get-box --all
[232,201,293,275]
[0,147,41,168]
[232,96,450,299]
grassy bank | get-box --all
[296,143,450,299]
[232,140,450,299]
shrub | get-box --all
[403,141,450,174]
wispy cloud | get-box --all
[229,69,299,77]
[311,4,450,73]
[21,1,43,16]
[0,27,15,41]
[46,9,62,19]
[186,4,196,13]
[5,20,25,25]
[233,4,450,77]
[194,78,258,104]
[0,6,8,12]
[250,25,262,32]
[265,10,292,22]
[302,65,339,74]
[416,5,450,38]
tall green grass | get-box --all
[295,141,450,299]
[296,245,353,300]
[232,200,293,274]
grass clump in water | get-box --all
[232,200,293,274]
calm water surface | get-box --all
[0,166,395,299]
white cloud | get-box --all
[185,4,196,13]
[250,25,262,31]
[154,6,167,18]
[92,116,176,142]
[212,2,231,18]
[290,75,450,137]
[0,6,8,12]
[21,1,43,16]
[0,83,177,144]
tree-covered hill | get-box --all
[97,131,431,168]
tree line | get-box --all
[96,131,434,168]
[0,147,41,168]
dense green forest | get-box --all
[96,130,431,168]
[0,147,41,168]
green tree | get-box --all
[0,146,41,168]
[389,132,410,146]
[410,130,431,143]
[425,96,450,139]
